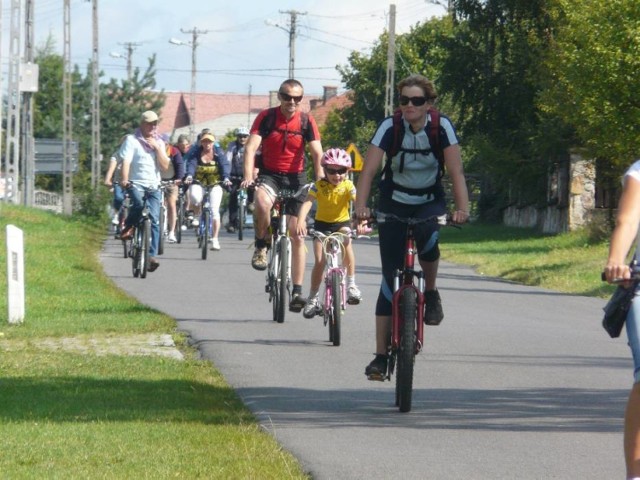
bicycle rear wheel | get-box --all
[275,236,288,323]
[201,210,210,260]
[329,271,342,346]
[396,288,417,413]
[140,218,151,279]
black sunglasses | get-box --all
[279,92,303,103]
[325,167,347,175]
[399,95,428,107]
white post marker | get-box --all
[6,224,25,324]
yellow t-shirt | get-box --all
[195,159,220,186]
[309,179,356,223]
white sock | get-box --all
[347,275,356,287]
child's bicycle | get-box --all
[308,229,360,346]
[367,211,456,413]
[265,185,310,324]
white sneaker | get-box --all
[180,225,187,231]
[347,285,362,305]
[191,218,199,227]
[167,232,177,243]
[303,297,321,318]
[210,238,221,251]
[111,213,119,225]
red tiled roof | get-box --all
[157,90,349,137]
[310,91,354,126]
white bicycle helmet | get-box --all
[235,126,250,136]
[321,148,351,168]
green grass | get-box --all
[439,222,613,297]
[0,203,308,479]
[0,203,614,477]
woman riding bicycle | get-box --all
[296,148,362,318]
[354,74,469,379]
[184,132,231,251]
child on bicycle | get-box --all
[296,148,362,318]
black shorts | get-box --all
[313,220,351,234]
[257,170,307,216]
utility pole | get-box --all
[62,0,73,214]
[4,0,21,204]
[278,10,306,78]
[21,0,35,206]
[90,0,100,190]
[170,28,208,141]
[384,4,396,117]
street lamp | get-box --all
[169,29,208,142]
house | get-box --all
[157,86,351,142]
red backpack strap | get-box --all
[427,108,444,177]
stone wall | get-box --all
[503,152,595,234]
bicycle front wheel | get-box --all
[176,196,184,244]
[139,219,151,279]
[237,200,244,241]
[275,236,289,323]
[201,210,210,260]
[329,271,342,346]
[158,204,166,255]
[131,228,140,278]
[396,288,417,413]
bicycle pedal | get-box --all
[265,285,271,293]
[346,298,361,305]
[366,373,386,382]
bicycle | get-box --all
[237,187,248,241]
[265,185,309,324]
[193,181,218,260]
[368,211,454,413]
[127,189,154,279]
[308,229,358,346]
[175,184,187,244]
[116,193,130,258]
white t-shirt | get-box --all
[119,134,165,188]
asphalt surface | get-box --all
[100,226,629,479]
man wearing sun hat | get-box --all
[119,110,171,272]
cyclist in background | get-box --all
[241,78,324,312]
[160,134,185,244]
[104,135,127,231]
[296,148,362,318]
[184,132,231,251]
[225,126,252,233]
[354,74,469,378]
[119,110,171,272]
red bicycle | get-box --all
[371,212,453,413]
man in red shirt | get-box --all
[242,79,324,312]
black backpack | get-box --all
[258,107,310,140]
[379,108,445,198]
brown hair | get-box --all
[397,74,437,100]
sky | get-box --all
[3,0,447,97]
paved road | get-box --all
[100,228,629,479]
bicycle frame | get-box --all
[391,223,425,354]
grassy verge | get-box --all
[439,222,613,298]
[0,203,308,478]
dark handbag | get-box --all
[602,284,637,338]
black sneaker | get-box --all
[365,354,388,381]
[424,289,444,325]
[289,293,307,313]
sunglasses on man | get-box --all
[279,92,303,104]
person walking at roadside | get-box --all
[184,132,231,251]
[603,159,640,479]
[119,110,171,272]
[160,134,185,244]
[354,74,469,379]
[296,148,362,318]
[241,78,324,312]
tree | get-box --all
[541,0,640,173]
